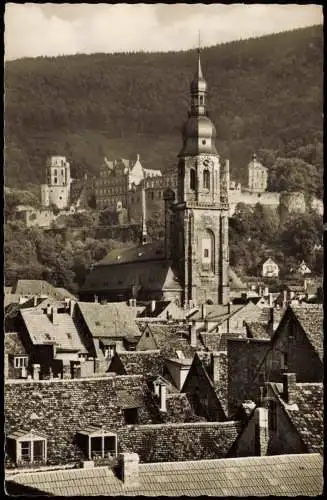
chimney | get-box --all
[94,295,98,303]
[150,300,156,313]
[254,407,269,456]
[69,300,75,317]
[83,460,94,469]
[201,303,207,319]
[264,287,269,296]
[129,298,136,307]
[189,322,197,347]
[258,286,263,296]
[119,452,139,487]
[159,382,167,412]
[211,353,221,383]
[283,290,287,307]
[50,307,59,325]
[33,296,38,307]
[46,304,52,316]
[268,293,273,307]
[283,373,296,404]
[32,364,41,381]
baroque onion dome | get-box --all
[179,49,217,157]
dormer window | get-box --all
[7,431,47,465]
[77,427,117,460]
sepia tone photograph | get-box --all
[4,3,323,496]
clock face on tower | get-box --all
[202,157,214,168]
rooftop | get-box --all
[291,305,323,361]
[273,382,324,454]
[77,301,141,338]
[20,308,87,352]
[6,454,323,497]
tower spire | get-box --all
[140,183,148,245]
[197,30,203,80]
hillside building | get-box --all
[41,156,71,210]
[81,50,229,306]
[262,258,279,278]
[246,153,268,193]
[95,154,177,222]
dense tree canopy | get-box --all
[229,203,322,277]
[5,25,323,193]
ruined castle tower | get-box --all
[166,50,230,306]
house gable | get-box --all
[182,354,226,422]
[135,325,159,351]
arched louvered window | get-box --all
[203,169,210,190]
[190,169,196,190]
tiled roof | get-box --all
[13,280,77,300]
[77,301,141,338]
[199,332,223,351]
[96,240,166,266]
[275,382,323,454]
[188,304,244,322]
[6,454,323,496]
[116,389,146,409]
[245,322,270,339]
[82,259,182,294]
[110,351,164,377]
[164,393,204,423]
[291,305,323,361]
[145,324,202,358]
[228,267,247,290]
[138,301,172,318]
[5,332,27,356]
[20,308,87,352]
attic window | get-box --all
[7,432,47,465]
[95,321,101,326]
[66,332,72,339]
[45,333,51,340]
[77,428,117,460]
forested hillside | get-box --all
[5,25,323,192]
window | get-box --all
[124,408,139,425]
[151,192,154,200]
[202,140,206,145]
[54,169,57,176]
[78,428,117,460]
[204,249,209,258]
[280,352,288,370]
[199,95,204,105]
[7,434,47,465]
[203,169,210,190]
[190,168,196,190]
[54,177,57,184]
[14,357,28,368]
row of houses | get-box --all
[4,279,323,495]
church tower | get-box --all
[168,49,229,306]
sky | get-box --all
[4,3,323,61]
